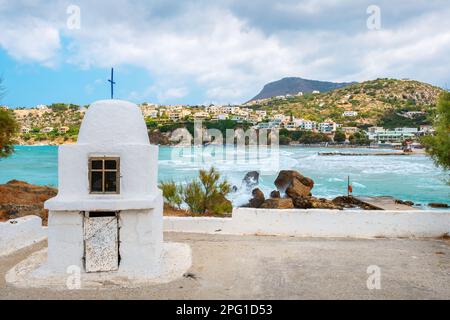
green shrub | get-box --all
[159,167,232,215]
[0,109,18,157]
[159,180,183,209]
[182,180,204,213]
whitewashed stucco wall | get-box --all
[0,216,47,256]
[163,208,450,238]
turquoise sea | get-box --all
[0,145,448,207]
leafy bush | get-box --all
[334,130,346,143]
[0,109,18,158]
[421,92,450,172]
[349,131,370,145]
[159,167,232,215]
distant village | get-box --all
[1,96,434,146]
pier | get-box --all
[318,151,411,156]
[355,196,419,210]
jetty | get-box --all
[319,151,411,156]
[355,196,419,210]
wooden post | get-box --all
[347,175,350,197]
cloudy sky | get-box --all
[0,0,449,107]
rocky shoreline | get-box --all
[242,170,379,210]
[0,180,57,225]
[0,175,448,225]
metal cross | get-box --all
[108,68,116,99]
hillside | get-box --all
[248,78,443,127]
[250,77,355,101]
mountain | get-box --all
[249,77,355,101]
[248,78,443,127]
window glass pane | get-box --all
[91,172,103,192]
[105,172,117,192]
[105,160,117,169]
[91,160,103,170]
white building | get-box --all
[211,113,228,121]
[220,106,241,114]
[42,127,54,133]
[255,110,267,117]
[367,127,418,143]
[142,109,158,118]
[194,111,209,119]
[419,125,434,134]
[343,111,358,117]
[58,126,70,134]
[319,121,337,133]
[206,105,221,114]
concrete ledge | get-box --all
[45,193,162,211]
[164,216,233,234]
[0,216,47,256]
[163,208,450,238]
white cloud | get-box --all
[0,17,61,66]
[156,87,189,101]
[0,0,449,103]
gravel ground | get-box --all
[1,232,449,299]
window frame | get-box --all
[88,157,120,194]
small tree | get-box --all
[349,131,370,145]
[159,180,183,209]
[334,130,346,143]
[159,167,232,215]
[0,78,19,158]
[421,91,450,170]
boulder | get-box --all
[395,199,414,206]
[292,196,313,209]
[293,196,342,210]
[429,203,449,208]
[332,196,378,210]
[270,190,280,198]
[248,188,265,208]
[242,171,259,189]
[260,198,294,209]
[310,197,342,210]
[274,170,314,198]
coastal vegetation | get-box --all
[6,78,443,146]
[0,78,19,157]
[248,78,442,128]
[421,91,450,172]
[0,109,18,157]
[159,167,232,215]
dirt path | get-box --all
[1,233,449,299]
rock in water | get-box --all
[395,199,414,206]
[261,198,294,209]
[429,203,449,208]
[243,171,260,189]
[270,190,281,198]
[274,170,314,198]
[248,188,265,208]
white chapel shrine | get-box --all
[6,100,191,287]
